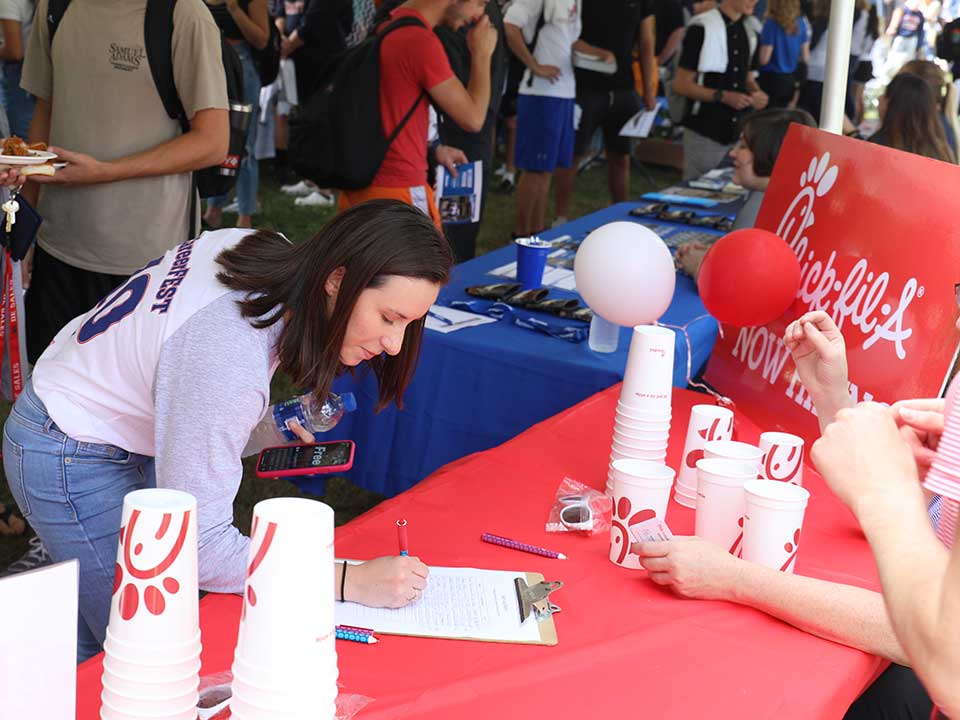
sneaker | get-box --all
[222,201,240,214]
[493,164,508,179]
[497,172,516,193]
[280,180,314,196]
[1,536,53,577]
[295,191,336,207]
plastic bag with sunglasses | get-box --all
[545,476,612,536]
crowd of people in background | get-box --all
[0,0,959,715]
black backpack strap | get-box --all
[145,0,189,132]
[144,0,197,238]
[377,16,429,147]
[46,0,71,43]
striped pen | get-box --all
[481,532,567,560]
[336,625,378,644]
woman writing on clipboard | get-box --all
[3,200,447,661]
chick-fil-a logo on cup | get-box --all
[114,509,191,621]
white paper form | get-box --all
[335,565,543,642]
[425,304,498,334]
[0,560,78,719]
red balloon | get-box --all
[698,229,800,327]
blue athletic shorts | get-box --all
[515,95,576,172]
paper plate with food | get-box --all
[0,137,58,175]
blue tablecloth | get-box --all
[300,202,720,496]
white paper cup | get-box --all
[613,426,670,442]
[231,674,338,713]
[611,434,668,451]
[101,687,198,716]
[230,694,338,720]
[610,446,667,465]
[104,627,201,664]
[102,672,199,701]
[758,432,805,486]
[232,648,338,691]
[107,489,199,650]
[676,405,735,492]
[620,325,676,413]
[616,401,672,421]
[673,489,696,509]
[232,498,338,684]
[609,460,675,569]
[100,701,197,720]
[103,653,201,685]
[694,459,757,554]
[742,480,810,573]
[703,440,763,468]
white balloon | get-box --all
[573,221,676,326]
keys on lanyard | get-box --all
[2,190,19,233]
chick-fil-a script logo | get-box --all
[777,153,918,360]
[113,509,191,620]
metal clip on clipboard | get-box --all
[514,577,563,623]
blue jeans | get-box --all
[207,42,260,216]
[3,379,156,663]
[1,61,34,140]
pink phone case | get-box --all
[256,441,356,479]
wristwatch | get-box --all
[713,88,723,103]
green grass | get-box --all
[0,152,679,570]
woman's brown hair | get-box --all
[766,0,801,35]
[742,108,816,177]
[215,199,454,410]
[879,72,955,164]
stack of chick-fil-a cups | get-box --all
[100,489,201,720]
[230,497,338,719]
[608,325,678,568]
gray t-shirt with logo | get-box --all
[21,0,228,275]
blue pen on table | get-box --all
[336,626,378,644]
[427,310,454,326]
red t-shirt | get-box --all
[373,8,454,188]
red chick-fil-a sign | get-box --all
[704,125,960,444]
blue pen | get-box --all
[336,628,378,644]
[427,310,454,325]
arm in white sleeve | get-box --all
[152,297,277,594]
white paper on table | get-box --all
[488,249,578,291]
[335,564,543,642]
[619,108,658,138]
[0,560,78,719]
[425,304,498,333]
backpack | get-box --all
[240,0,281,86]
[287,15,427,190]
[47,0,247,206]
[937,17,960,64]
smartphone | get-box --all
[256,440,356,479]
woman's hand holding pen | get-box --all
[346,556,430,608]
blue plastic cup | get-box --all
[515,237,553,290]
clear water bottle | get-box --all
[242,391,357,457]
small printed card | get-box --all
[628,517,675,543]
[435,160,482,225]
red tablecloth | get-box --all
[77,386,885,719]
